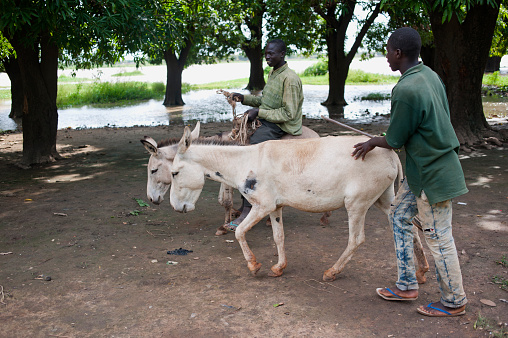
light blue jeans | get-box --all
[390,179,467,308]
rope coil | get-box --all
[217,89,261,145]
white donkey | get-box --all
[169,127,429,282]
[141,122,331,236]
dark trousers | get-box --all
[243,119,286,208]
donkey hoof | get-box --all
[268,267,283,277]
[416,271,427,284]
[215,226,228,236]
[248,262,262,276]
[323,269,336,282]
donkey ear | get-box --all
[177,126,192,154]
[191,121,200,140]
[141,136,158,155]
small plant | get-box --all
[134,198,150,207]
[496,255,507,268]
[130,210,141,216]
[492,275,508,291]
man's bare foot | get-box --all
[226,206,251,231]
[376,286,418,301]
[417,302,466,317]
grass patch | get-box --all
[112,70,144,77]
[492,275,508,291]
[193,78,249,90]
[57,81,165,107]
[474,312,508,337]
[0,88,10,100]
[483,71,508,87]
[360,93,391,101]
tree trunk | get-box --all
[2,56,24,119]
[484,56,501,73]
[163,41,193,107]
[324,28,349,106]
[244,44,265,91]
[10,30,60,166]
[242,1,265,91]
[430,2,500,145]
[163,50,185,106]
[315,0,381,106]
[420,45,436,70]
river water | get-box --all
[1,57,506,131]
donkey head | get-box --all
[140,122,200,205]
[169,126,206,213]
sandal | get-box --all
[225,222,239,232]
[417,302,466,317]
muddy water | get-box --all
[0,85,394,131]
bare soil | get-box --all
[1,119,507,337]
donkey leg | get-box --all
[413,226,429,284]
[267,208,287,277]
[216,184,234,236]
[320,211,332,227]
[323,207,367,282]
[234,207,266,276]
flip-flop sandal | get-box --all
[225,222,239,232]
[417,303,466,317]
[376,287,418,301]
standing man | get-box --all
[352,27,468,317]
[227,39,304,230]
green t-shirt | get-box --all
[242,63,303,135]
[385,63,468,204]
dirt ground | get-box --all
[0,118,507,337]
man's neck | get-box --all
[399,60,419,75]
[273,60,287,71]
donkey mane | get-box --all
[158,136,243,148]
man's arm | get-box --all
[351,136,395,160]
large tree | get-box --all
[309,0,383,106]
[0,33,22,119]
[426,0,502,144]
[144,0,233,106]
[0,0,156,166]
[486,2,508,72]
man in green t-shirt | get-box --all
[226,39,304,230]
[352,27,468,317]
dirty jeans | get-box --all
[390,179,467,308]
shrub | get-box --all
[302,60,328,77]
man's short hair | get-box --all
[388,27,421,59]
[266,39,286,54]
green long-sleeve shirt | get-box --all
[242,63,303,135]
[385,63,468,204]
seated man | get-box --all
[228,38,304,230]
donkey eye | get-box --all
[151,169,158,174]
[172,172,179,178]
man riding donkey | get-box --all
[227,38,304,231]
[352,27,468,317]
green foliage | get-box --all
[483,72,508,86]
[346,70,399,84]
[490,3,508,57]
[57,81,165,107]
[134,198,150,207]
[302,60,328,76]
[360,93,391,101]
[1,0,160,69]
